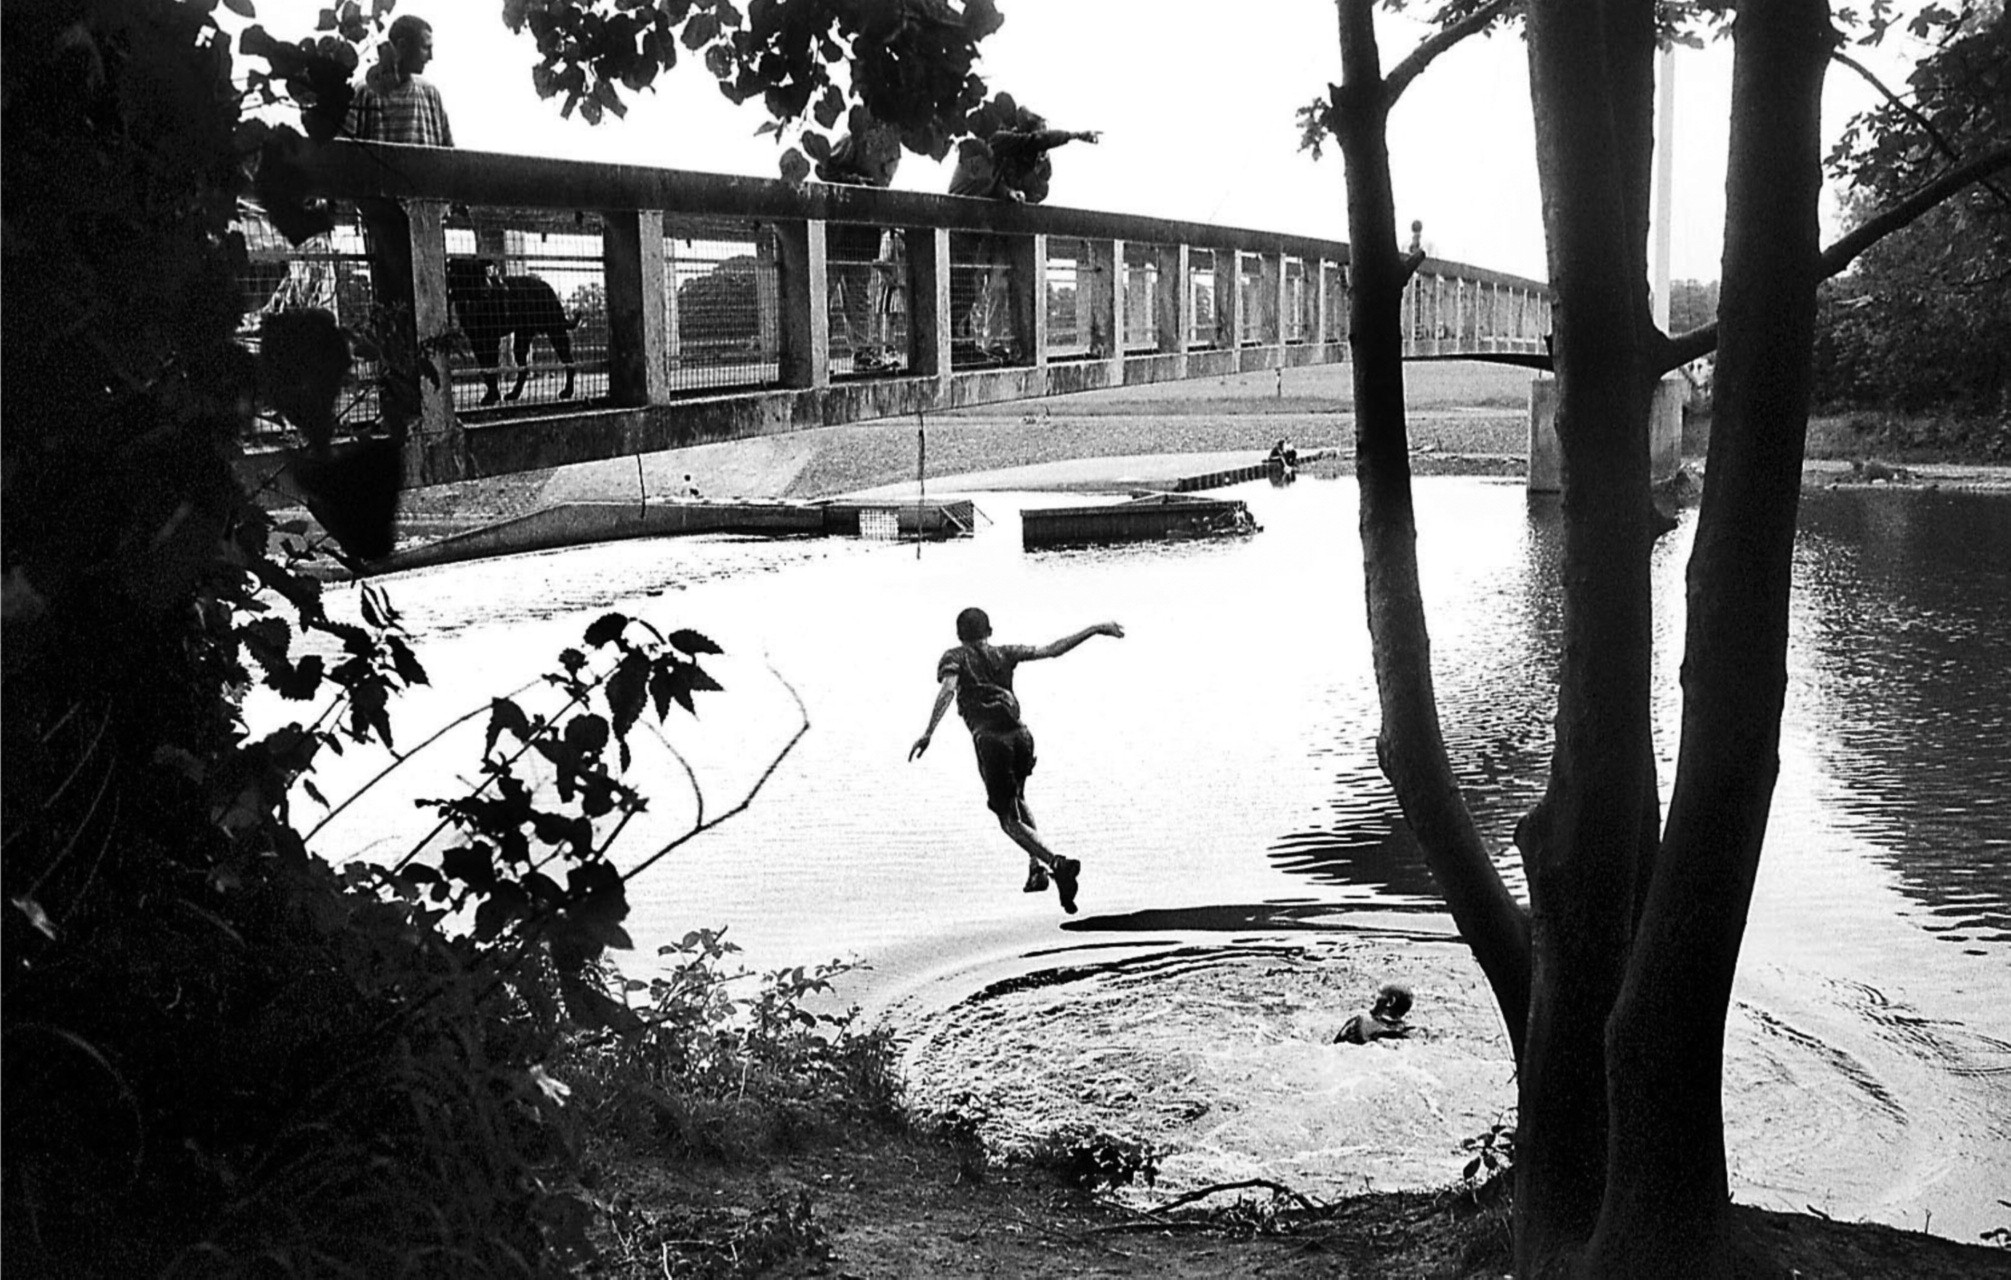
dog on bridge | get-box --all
[444,257,577,404]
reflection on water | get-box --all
[1794,489,2011,947]
[276,474,2011,1241]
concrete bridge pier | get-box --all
[1526,374,1685,493]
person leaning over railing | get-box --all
[949,107,1098,359]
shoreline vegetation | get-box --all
[367,363,2010,1277]
[563,940,2009,1279]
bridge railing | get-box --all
[240,141,1551,487]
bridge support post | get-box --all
[402,199,463,485]
[1084,238,1123,377]
[602,209,669,406]
[1007,233,1047,370]
[1155,244,1190,377]
[904,226,952,384]
[1259,251,1283,349]
[1313,259,1330,348]
[1528,375,1561,493]
[1218,250,1244,351]
[777,219,830,389]
[1529,373,1684,494]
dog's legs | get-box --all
[550,327,576,399]
[506,330,533,401]
[473,333,503,404]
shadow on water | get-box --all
[1260,495,1565,903]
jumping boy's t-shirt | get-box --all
[937,642,1034,733]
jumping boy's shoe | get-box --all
[1053,857,1081,914]
[1022,863,1050,893]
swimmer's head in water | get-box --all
[955,607,992,644]
[1373,983,1413,1020]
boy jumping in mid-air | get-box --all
[909,607,1124,914]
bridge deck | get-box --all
[243,142,1551,489]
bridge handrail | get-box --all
[243,139,1554,489]
[287,140,1550,295]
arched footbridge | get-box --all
[242,141,1573,492]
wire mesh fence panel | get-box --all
[1236,253,1263,346]
[827,223,909,377]
[858,508,901,540]
[1283,258,1311,343]
[441,209,603,414]
[664,217,781,393]
[1123,248,1159,352]
[1044,237,1092,360]
[1188,250,1218,350]
[950,231,1018,368]
[1325,262,1350,343]
[235,202,382,434]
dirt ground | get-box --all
[588,1129,2011,1279]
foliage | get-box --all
[560,929,905,1163]
[503,0,1009,181]
[1668,278,1720,337]
[1815,2,2010,419]
[1458,1112,1517,1197]
[0,1,740,1272]
[1025,1125,1165,1192]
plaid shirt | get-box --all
[346,73,454,147]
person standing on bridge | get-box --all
[909,608,1124,914]
[818,111,905,373]
[345,14,454,147]
[344,14,453,351]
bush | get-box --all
[559,929,906,1164]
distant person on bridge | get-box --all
[950,107,1099,358]
[909,608,1125,914]
[345,14,452,339]
[818,112,905,373]
[345,15,454,147]
[949,108,1099,204]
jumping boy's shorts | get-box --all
[971,725,1036,819]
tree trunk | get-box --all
[1332,0,1533,1060]
[1585,0,1835,1273]
[1516,0,1662,1269]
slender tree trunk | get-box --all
[1332,0,1533,1058]
[1585,0,1835,1274]
[1517,0,1661,1269]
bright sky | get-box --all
[241,1,1940,284]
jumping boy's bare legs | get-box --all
[999,797,1079,913]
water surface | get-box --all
[281,475,2011,1241]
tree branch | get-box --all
[1818,144,2011,278]
[1652,144,2011,376]
[1386,0,1522,102]
[1830,49,2011,214]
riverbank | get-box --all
[588,1120,2010,1278]
[387,364,2008,546]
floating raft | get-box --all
[1021,491,1258,549]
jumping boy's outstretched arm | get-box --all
[909,673,958,760]
[1024,620,1125,661]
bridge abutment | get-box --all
[1526,374,1686,494]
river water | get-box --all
[285,472,2011,1243]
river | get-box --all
[279,472,2011,1244]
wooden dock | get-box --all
[1172,447,1338,493]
